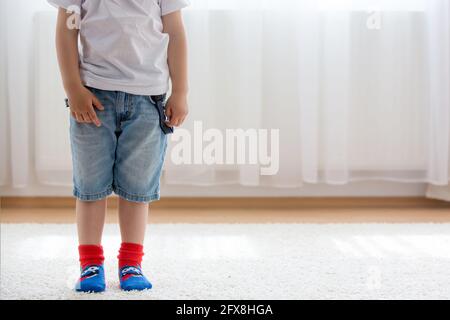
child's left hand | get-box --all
[165,92,188,127]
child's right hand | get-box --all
[67,85,104,127]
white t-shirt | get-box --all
[48,0,189,95]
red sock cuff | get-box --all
[118,242,144,268]
[78,245,104,269]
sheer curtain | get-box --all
[165,0,450,188]
[0,0,449,192]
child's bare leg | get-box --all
[118,198,149,244]
[76,199,107,245]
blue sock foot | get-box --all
[119,265,152,291]
[75,265,106,293]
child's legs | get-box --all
[77,199,107,245]
[118,198,148,244]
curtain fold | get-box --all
[0,0,9,187]
[0,0,51,188]
[425,0,450,185]
[427,185,450,202]
[0,0,449,193]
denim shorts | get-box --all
[69,87,168,203]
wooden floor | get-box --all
[1,196,449,224]
[2,207,450,224]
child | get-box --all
[49,0,189,292]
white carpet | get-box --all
[1,223,450,300]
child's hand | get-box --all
[67,85,104,127]
[165,92,188,127]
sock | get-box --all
[118,242,152,291]
[79,245,104,269]
[118,242,144,268]
[76,245,106,293]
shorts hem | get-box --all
[113,185,161,203]
[73,186,113,202]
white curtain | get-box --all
[165,0,450,188]
[0,0,449,192]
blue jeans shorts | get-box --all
[69,87,168,203]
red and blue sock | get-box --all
[118,242,152,291]
[75,245,106,293]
